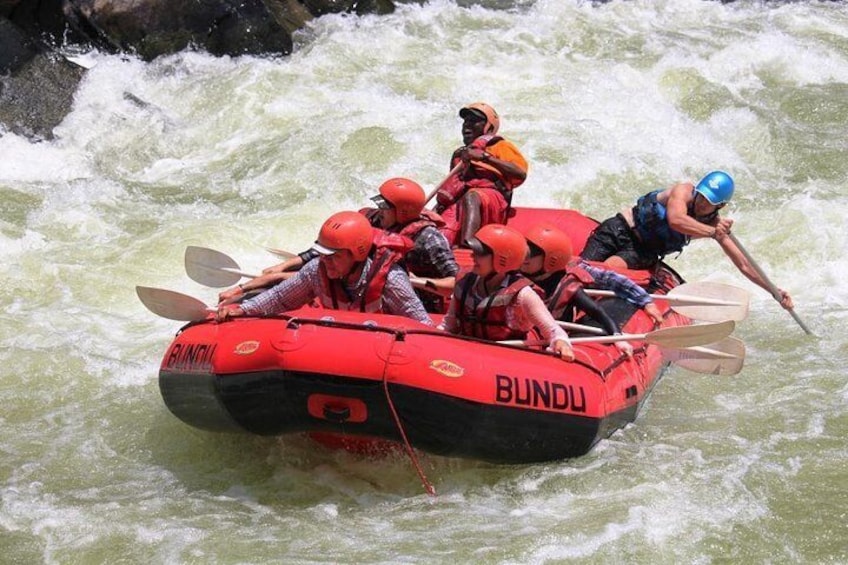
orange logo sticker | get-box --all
[429,360,464,378]
[234,341,260,355]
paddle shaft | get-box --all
[502,320,734,348]
[584,288,743,307]
[220,266,259,279]
[503,337,738,359]
[728,233,813,335]
[424,162,465,206]
[555,321,741,360]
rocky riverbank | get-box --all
[1,0,395,139]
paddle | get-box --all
[136,286,215,321]
[265,247,297,259]
[502,320,735,349]
[585,281,750,322]
[662,337,746,376]
[728,233,812,335]
[188,248,751,324]
[185,246,260,288]
[555,320,743,373]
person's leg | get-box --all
[581,214,658,270]
[602,255,631,270]
[580,216,622,262]
[458,191,483,245]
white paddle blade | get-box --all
[643,320,735,348]
[666,282,750,321]
[185,246,244,287]
[663,337,746,375]
[566,320,735,348]
[136,286,212,321]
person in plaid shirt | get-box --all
[216,211,432,326]
[220,178,457,313]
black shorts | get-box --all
[580,214,659,270]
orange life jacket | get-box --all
[436,135,510,208]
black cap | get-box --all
[459,107,486,121]
[370,194,392,210]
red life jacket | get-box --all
[316,229,413,313]
[545,262,596,320]
[394,209,445,239]
[436,135,507,208]
[453,272,533,341]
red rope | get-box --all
[382,373,436,496]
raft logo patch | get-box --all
[429,360,464,378]
[234,340,260,355]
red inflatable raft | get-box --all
[157,208,690,463]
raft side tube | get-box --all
[159,371,242,432]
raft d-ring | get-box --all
[323,404,351,423]
[307,394,367,423]
[272,320,316,352]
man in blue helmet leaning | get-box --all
[581,171,794,309]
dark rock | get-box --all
[6,0,85,46]
[0,49,86,139]
[301,0,394,16]
[0,0,23,18]
[261,0,314,35]
[62,0,293,61]
[0,17,38,74]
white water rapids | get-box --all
[1,0,846,562]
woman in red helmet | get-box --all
[520,223,669,358]
[434,103,528,247]
[215,211,433,326]
[439,224,574,362]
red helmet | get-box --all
[466,224,528,274]
[459,102,500,135]
[312,211,373,261]
[372,177,426,224]
[523,223,573,273]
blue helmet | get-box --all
[695,171,735,205]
